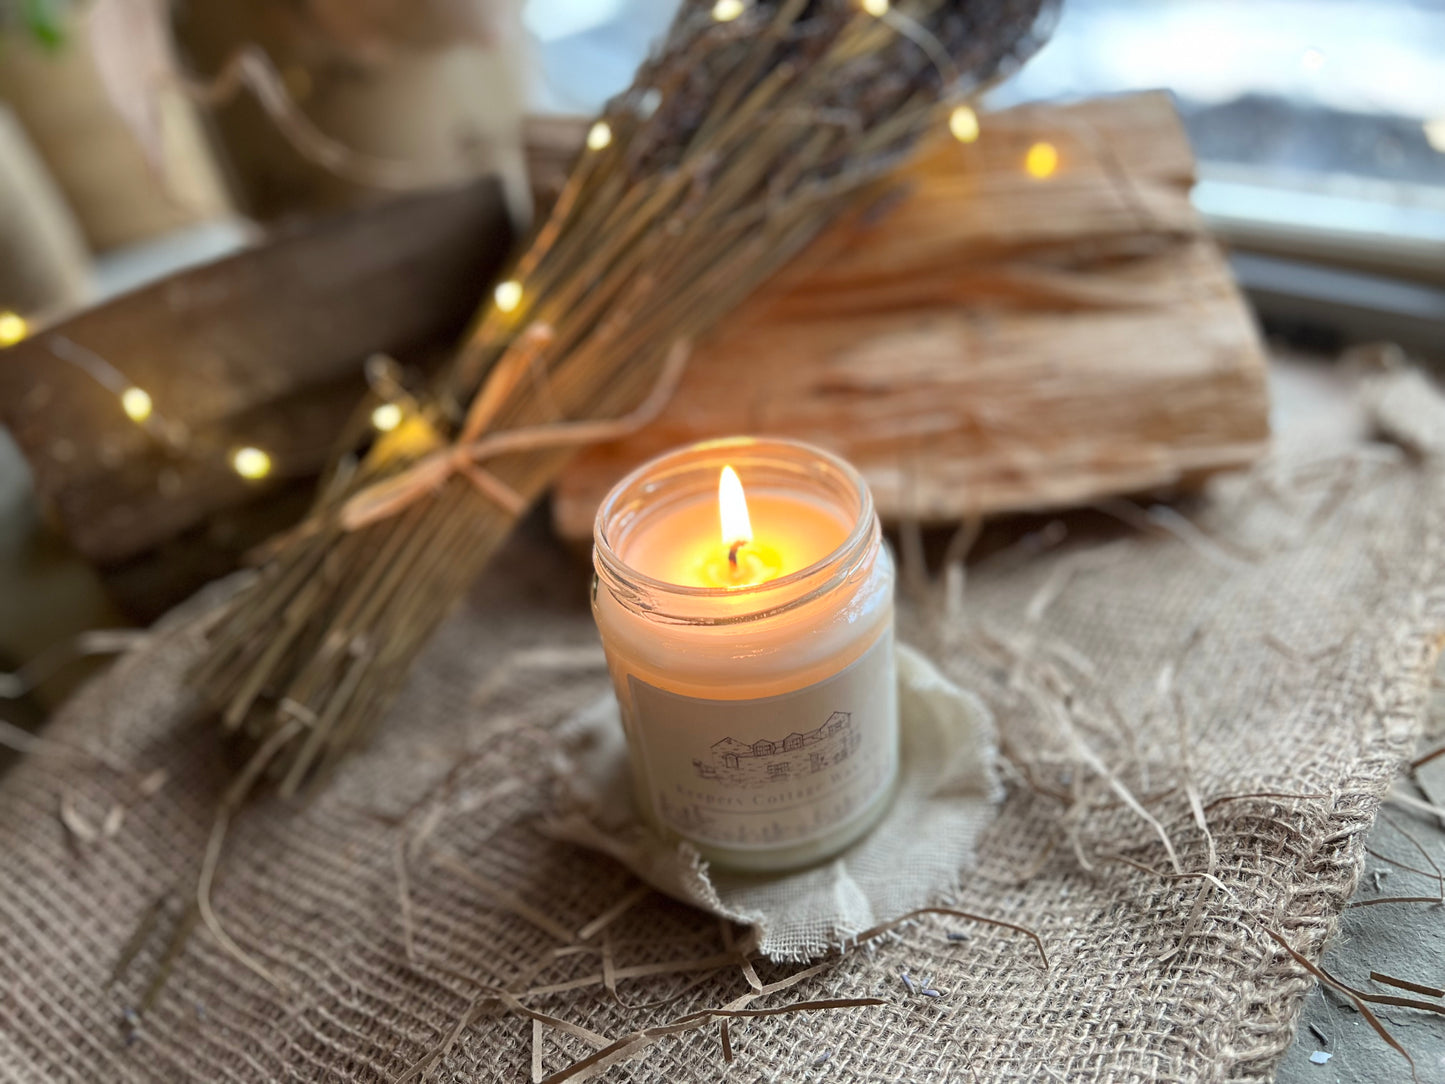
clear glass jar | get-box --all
[592,437,897,872]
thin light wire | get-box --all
[45,336,182,448]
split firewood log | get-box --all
[549,91,1270,540]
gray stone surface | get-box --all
[1278,685,1445,1084]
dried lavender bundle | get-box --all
[192,0,1056,798]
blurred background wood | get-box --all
[550,92,1271,540]
[0,176,512,616]
[173,0,530,224]
[0,9,232,253]
[0,107,91,314]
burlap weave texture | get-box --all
[1,371,1442,1082]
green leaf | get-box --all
[21,0,69,51]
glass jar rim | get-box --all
[593,436,878,621]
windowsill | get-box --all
[1195,166,1445,285]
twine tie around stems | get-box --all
[338,337,692,531]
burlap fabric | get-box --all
[2,371,1443,1082]
[545,645,1002,961]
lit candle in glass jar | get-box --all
[591,437,898,872]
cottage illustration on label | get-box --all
[692,711,861,787]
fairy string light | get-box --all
[37,333,430,484]
[230,447,273,480]
[949,104,980,143]
[1025,140,1059,179]
[370,402,404,433]
[12,8,1016,516]
[44,336,281,480]
[0,311,28,348]
[120,387,154,423]
[585,121,613,151]
[492,280,523,314]
[46,336,178,446]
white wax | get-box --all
[593,477,896,871]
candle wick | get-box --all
[728,539,745,569]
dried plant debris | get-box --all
[1370,971,1445,1000]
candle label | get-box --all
[628,631,897,851]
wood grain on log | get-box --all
[551,92,1270,540]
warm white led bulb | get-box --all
[494,280,523,313]
[231,446,272,480]
[1025,141,1059,179]
[862,0,889,16]
[712,0,745,21]
[121,387,153,423]
[0,311,27,347]
[948,104,980,144]
[371,402,403,432]
[586,121,613,151]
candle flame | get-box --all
[718,465,753,550]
